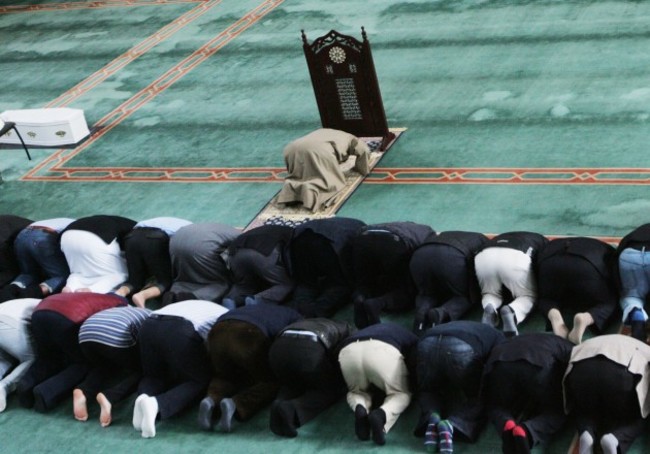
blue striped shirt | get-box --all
[79,306,152,348]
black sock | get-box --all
[270,401,298,438]
[427,308,442,327]
[364,299,383,326]
[631,320,646,341]
[512,425,531,454]
[353,299,370,329]
[369,408,387,446]
[354,404,370,441]
[161,291,176,306]
[501,420,516,454]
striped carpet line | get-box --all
[45,0,224,108]
[365,167,650,184]
[0,0,204,14]
[25,165,650,186]
[23,0,286,180]
[26,167,287,182]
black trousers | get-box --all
[537,254,618,332]
[224,246,294,306]
[288,231,351,318]
[206,320,278,421]
[483,359,567,447]
[124,228,172,293]
[137,315,210,419]
[78,342,141,405]
[410,243,477,330]
[269,335,346,427]
[351,231,414,310]
[0,246,19,288]
[564,356,645,453]
[17,310,88,411]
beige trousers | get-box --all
[338,339,411,432]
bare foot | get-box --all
[548,309,569,339]
[73,389,88,422]
[97,392,112,427]
[75,288,92,293]
[132,292,146,308]
[114,285,131,298]
[39,283,51,296]
[132,287,161,308]
[62,286,72,293]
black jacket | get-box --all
[63,215,136,249]
[279,317,354,354]
[480,231,548,259]
[536,236,616,279]
[358,221,435,252]
[617,223,650,253]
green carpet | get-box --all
[2,0,650,452]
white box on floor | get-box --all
[0,108,90,146]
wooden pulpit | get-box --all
[301,28,394,150]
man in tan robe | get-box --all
[277,128,370,212]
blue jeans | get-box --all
[618,248,650,323]
[13,228,70,293]
[415,335,485,441]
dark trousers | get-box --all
[410,244,476,330]
[289,231,351,318]
[537,254,618,331]
[415,334,485,441]
[483,359,567,447]
[269,335,346,427]
[17,310,88,411]
[0,245,20,287]
[352,231,414,311]
[78,342,141,404]
[206,320,278,421]
[137,315,210,419]
[565,356,646,453]
[124,228,172,293]
[224,247,294,306]
[289,283,350,319]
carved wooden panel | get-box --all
[302,28,394,150]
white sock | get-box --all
[133,394,148,431]
[600,433,618,454]
[141,396,159,438]
[578,431,593,454]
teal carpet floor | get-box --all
[1,0,650,452]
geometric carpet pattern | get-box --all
[22,0,286,181]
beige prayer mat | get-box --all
[246,128,406,230]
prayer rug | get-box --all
[245,128,406,231]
